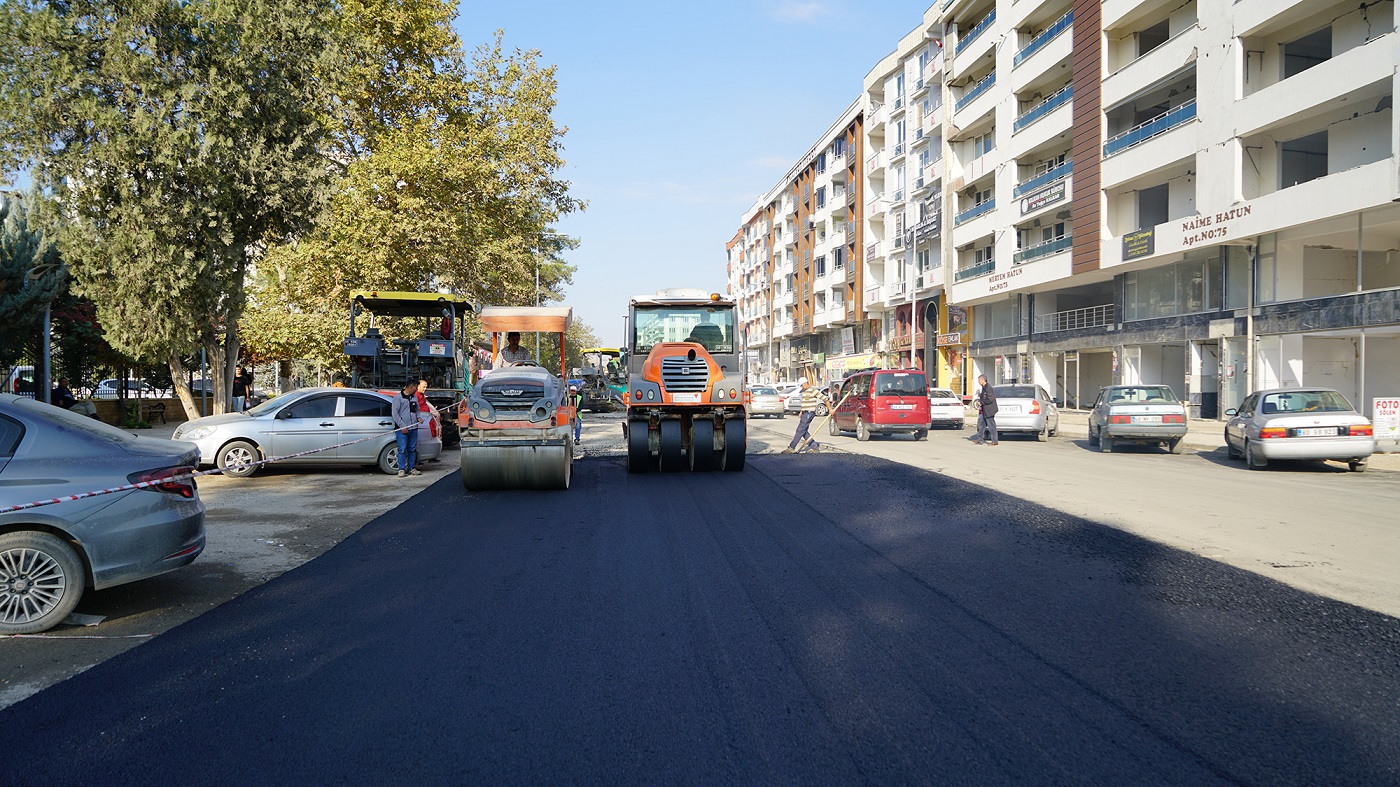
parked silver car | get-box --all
[991,384,1059,441]
[0,394,206,634]
[172,387,442,477]
[1224,387,1374,471]
[1088,384,1189,453]
[748,386,785,418]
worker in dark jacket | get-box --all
[973,373,999,445]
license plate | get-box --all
[891,404,914,410]
[1131,415,1161,423]
[672,392,702,403]
[1295,427,1336,437]
[1001,406,1021,414]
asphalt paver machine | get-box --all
[343,290,472,443]
[459,306,577,490]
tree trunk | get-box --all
[168,353,201,420]
[278,359,294,394]
[204,336,228,415]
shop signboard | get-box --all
[1374,397,1400,441]
[1020,180,1066,215]
[840,327,855,355]
[936,332,964,346]
[1123,228,1155,260]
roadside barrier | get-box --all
[1,423,418,515]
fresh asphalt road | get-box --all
[3,445,1398,783]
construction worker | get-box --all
[782,377,825,454]
[568,384,583,445]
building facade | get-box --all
[730,0,1400,423]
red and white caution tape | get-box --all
[0,424,417,515]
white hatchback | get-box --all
[927,388,966,428]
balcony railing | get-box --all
[955,10,996,56]
[1033,303,1115,333]
[954,259,995,281]
[867,155,884,174]
[955,71,996,112]
[866,242,882,260]
[1013,160,1071,198]
[893,142,905,157]
[1013,234,1072,264]
[955,198,995,226]
[1013,84,1072,133]
[1104,99,1197,157]
[1013,10,1072,67]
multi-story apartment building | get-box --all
[732,0,1400,424]
[732,101,867,383]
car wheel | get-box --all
[856,418,870,442]
[1035,424,1048,442]
[216,440,261,478]
[914,429,928,441]
[1088,425,1099,447]
[1099,435,1114,453]
[817,404,829,417]
[0,531,85,635]
[1167,437,1184,454]
[828,417,839,436]
[1349,458,1368,473]
[1245,439,1267,470]
[378,443,400,475]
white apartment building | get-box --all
[730,101,866,384]
[731,0,1400,423]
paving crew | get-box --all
[392,380,422,477]
[569,384,583,445]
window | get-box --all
[971,186,992,207]
[832,138,846,157]
[283,395,338,419]
[0,414,23,457]
[1281,131,1328,187]
[343,395,391,418]
[816,186,826,209]
[833,248,845,270]
[971,130,995,159]
[1283,28,1331,79]
[816,153,827,174]
[1033,152,1067,176]
[1137,184,1169,230]
[916,248,932,272]
[815,255,827,277]
[1137,19,1169,58]
[974,244,993,265]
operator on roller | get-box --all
[494,331,534,367]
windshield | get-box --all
[752,387,777,396]
[632,306,736,354]
[994,386,1039,399]
[1261,390,1354,414]
[1105,386,1178,404]
[929,389,959,400]
[245,391,295,416]
[874,372,927,396]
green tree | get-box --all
[0,192,64,382]
[246,6,583,368]
[0,0,346,416]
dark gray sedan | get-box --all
[0,394,206,634]
[1088,384,1189,453]
[173,387,442,477]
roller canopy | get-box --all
[478,306,573,334]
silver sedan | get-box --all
[747,386,786,418]
[1224,387,1374,471]
[173,387,442,477]
[1088,384,1189,454]
[991,384,1059,441]
[0,395,206,634]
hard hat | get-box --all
[569,385,578,391]
[797,376,809,385]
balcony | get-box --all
[1013,11,1071,67]
[1013,234,1071,265]
[955,10,996,56]
[888,281,907,297]
[867,153,884,174]
[892,142,905,159]
[954,259,995,281]
[955,71,996,112]
[1013,160,1071,198]
[912,76,931,98]
[866,242,882,261]
[1104,99,1196,158]
[955,198,995,226]
[1013,85,1072,133]
[1033,303,1114,334]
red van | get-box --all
[828,369,931,441]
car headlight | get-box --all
[181,425,217,440]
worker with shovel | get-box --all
[782,377,828,454]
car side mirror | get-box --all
[1224,408,1237,416]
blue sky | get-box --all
[457,1,926,344]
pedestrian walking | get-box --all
[231,365,250,412]
[782,377,825,454]
[974,373,999,445]
[568,384,583,445]
[392,381,421,477]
